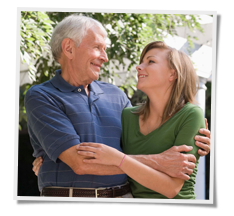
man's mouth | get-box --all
[91,62,102,69]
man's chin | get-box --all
[88,73,99,83]
[93,72,100,80]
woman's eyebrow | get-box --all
[146,55,157,59]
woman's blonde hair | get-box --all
[134,41,198,124]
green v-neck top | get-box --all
[121,102,206,199]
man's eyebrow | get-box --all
[94,42,106,48]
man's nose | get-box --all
[100,50,108,63]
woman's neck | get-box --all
[139,88,171,135]
[147,87,171,120]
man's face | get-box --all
[73,27,108,85]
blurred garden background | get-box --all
[18,11,213,199]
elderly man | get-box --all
[25,14,210,198]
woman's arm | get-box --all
[77,143,184,198]
[119,154,184,198]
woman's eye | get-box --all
[149,60,155,63]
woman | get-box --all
[77,41,206,199]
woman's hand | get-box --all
[32,156,43,176]
[77,143,125,166]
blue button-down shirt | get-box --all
[25,70,131,191]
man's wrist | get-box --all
[148,154,161,171]
[128,154,160,171]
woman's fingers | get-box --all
[77,146,100,164]
[32,157,43,176]
[32,157,42,166]
[77,144,102,159]
[77,145,98,152]
[78,150,96,157]
[83,159,98,163]
[78,142,102,147]
[32,162,41,176]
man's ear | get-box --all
[61,38,75,59]
[169,69,177,82]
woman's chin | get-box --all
[136,83,144,92]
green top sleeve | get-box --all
[173,106,206,160]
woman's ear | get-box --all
[169,69,177,82]
[61,38,75,59]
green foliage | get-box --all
[19,11,204,129]
[20,11,54,81]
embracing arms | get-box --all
[32,144,195,177]
[33,126,210,178]
[77,143,184,198]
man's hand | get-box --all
[149,145,196,180]
[195,118,211,156]
[32,157,43,176]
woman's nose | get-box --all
[136,64,142,72]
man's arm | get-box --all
[129,145,196,180]
[58,145,124,175]
[25,89,124,176]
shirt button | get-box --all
[78,88,81,92]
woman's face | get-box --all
[136,48,175,93]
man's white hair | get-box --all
[50,14,107,62]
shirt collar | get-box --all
[89,80,104,95]
[50,69,104,95]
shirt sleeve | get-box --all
[25,88,81,163]
[173,106,206,160]
[124,98,132,108]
